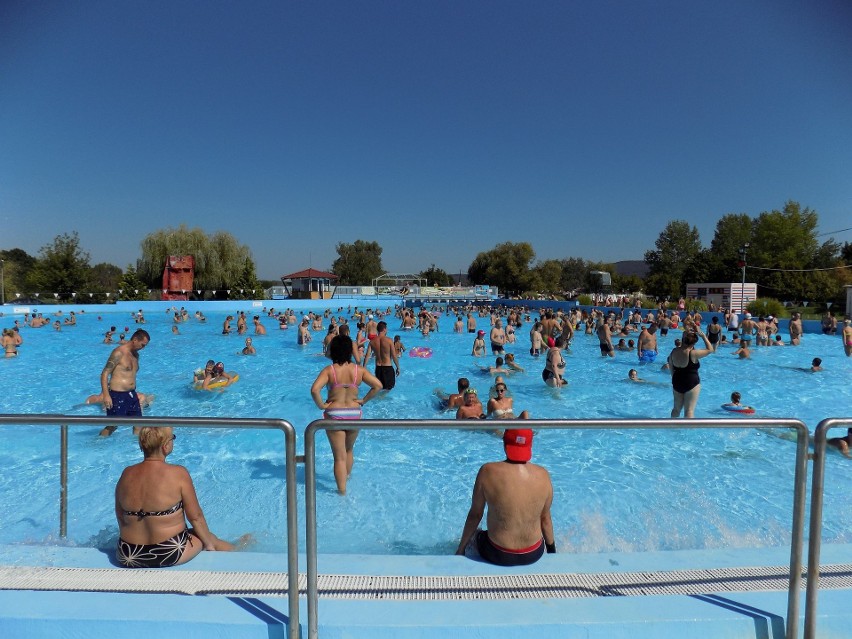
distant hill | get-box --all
[615,260,649,279]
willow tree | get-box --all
[138,225,257,291]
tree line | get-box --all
[331,201,850,307]
[3,201,850,306]
[2,226,263,302]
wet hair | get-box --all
[812,358,822,367]
[457,377,470,392]
[377,321,388,332]
[731,392,741,402]
[495,357,504,367]
[328,335,354,365]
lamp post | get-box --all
[738,243,750,313]
[0,259,5,306]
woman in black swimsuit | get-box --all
[667,328,714,418]
[115,427,240,567]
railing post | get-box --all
[284,424,300,639]
[305,422,319,639]
[803,419,844,639]
[60,423,68,538]
[784,422,810,639]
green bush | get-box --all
[577,294,593,306]
[685,299,708,312]
[746,298,786,318]
[641,298,657,309]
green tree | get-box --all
[331,240,384,285]
[138,225,257,291]
[90,263,123,291]
[419,264,454,287]
[118,264,150,301]
[615,273,644,293]
[706,213,753,283]
[749,201,837,303]
[232,256,264,299]
[0,248,36,298]
[533,259,563,294]
[559,257,587,293]
[25,232,92,299]
[467,242,536,295]
[643,220,702,300]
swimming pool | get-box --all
[0,304,849,555]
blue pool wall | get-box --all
[1,298,833,335]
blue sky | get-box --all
[2,0,851,280]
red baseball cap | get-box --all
[503,428,533,462]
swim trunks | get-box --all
[638,350,657,363]
[541,369,556,382]
[599,343,613,355]
[476,530,544,567]
[375,365,396,391]
[529,348,540,356]
[491,341,504,353]
[117,528,194,568]
[107,389,142,417]
[659,328,668,336]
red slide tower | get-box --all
[161,255,195,301]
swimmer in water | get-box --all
[827,428,852,458]
[242,337,256,355]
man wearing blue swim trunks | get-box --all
[99,329,150,437]
[456,429,556,566]
[637,324,658,364]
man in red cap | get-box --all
[455,429,555,566]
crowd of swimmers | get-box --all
[3,300,850,568]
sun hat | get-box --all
[503,428,533,462]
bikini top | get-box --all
[330,364,358,389]
[123,500,183,521]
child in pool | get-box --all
[722,391,754,412]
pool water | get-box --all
[0,305,850,555]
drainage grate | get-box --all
[1,564,851,600]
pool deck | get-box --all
[1,543,851,638]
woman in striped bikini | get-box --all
[311,334,383,495]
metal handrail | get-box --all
[804,417,852,639]
[304,417,809,639]
[0,414,300,639]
